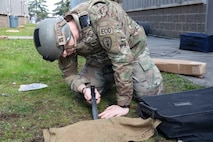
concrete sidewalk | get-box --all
[8,36,33,40]
[147,36,213,87]
[0,36,33,40]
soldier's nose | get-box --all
[62,50,68,58]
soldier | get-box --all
[33,0,163,119]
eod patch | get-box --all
[99,26,113,36]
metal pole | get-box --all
[7,0,12,28]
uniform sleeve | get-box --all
[58,54,90,92]
[96,17,134,106]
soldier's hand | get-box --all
[98,105,129,119]
[83,87,101,104]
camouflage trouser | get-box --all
[80,52,163,97]
[132,51,163,98]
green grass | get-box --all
[0,25,204,141]
[0,24,35,36]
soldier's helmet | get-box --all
[33,18,72,62]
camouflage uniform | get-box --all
[59,0,163,107]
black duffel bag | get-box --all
[139,87,213,142]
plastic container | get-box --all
[9,15,18,28]
[180,33,213,53]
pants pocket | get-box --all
[133,56,163,98]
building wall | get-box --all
[0,14,9,28]
[0,0,28,16]
[122,0,206,11]
[123,0,207,38]
[18,16,29,25]
[0,1,10,15]
[127,3,206,38]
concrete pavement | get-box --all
[147,36,213,87]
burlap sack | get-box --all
[43,117,161,142]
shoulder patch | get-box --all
[79,15,91,29]
[102,37,112,50]
[99,26,113,36]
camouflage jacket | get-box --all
[58,0,147,106]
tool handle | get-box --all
[91,86,98,120]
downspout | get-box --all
[205,0,213,35]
